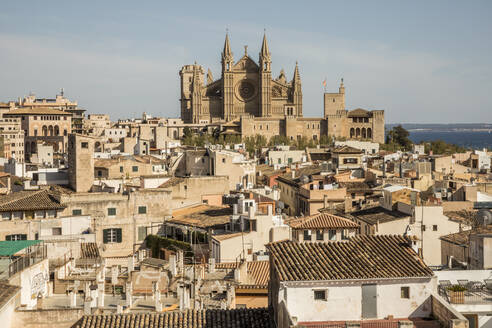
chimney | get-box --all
[169,254,177,276]
[267,204,273,216]
[84,297,92,315]
[128,255,135,272]
[291,170,296,179]
[323,194,328,209]
[117,303,123,314]
[70,290,76,308]
[126,282,133,307]
[233,204,238,215]
[111,266,119,285]
[97,282,105,308]
[208,258,216,273]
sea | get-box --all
[407,130,492,150]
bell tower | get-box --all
[221,32,234,121]
[259,33,272,117]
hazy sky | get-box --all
[0,1,491,123]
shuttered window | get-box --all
[107,208,116,216]
[103,228,122,243]
[138,206,147,214]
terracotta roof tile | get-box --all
[0,189,65,212]
[247,260,270,286]
[267,235,433,281]
[169,205,232,228]
[289,213,359,230]
[347,206,410,225]
[72,308,274,328]
[0,282,20,309]
[80,243,100,259]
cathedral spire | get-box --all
[293,61,301,83]
[260,32,270,57]
[223,32,232,58]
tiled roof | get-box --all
[80,243,100,259]
[4,107,71,116]
[159,177,185,188]
[331,146,363,154]
[212,232,245,241]
[267,235,433,281]
[0,282,20,310]
[0,189,65,212]
[247,260,270,286]
[440,225,492,245]
[72,308,274,328]
[444,210,478,227]
[169,205,232,228]
[289,213,359,230]
[347,206,410,225]
[347,108,372,117]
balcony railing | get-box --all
[8,244,47,278]
[439,284,492,305]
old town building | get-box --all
[180,33,385,143]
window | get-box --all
[81,142,88,149]
[138,206,147,214]
[120,166,123,173]
[103,228,122,243]
[222,158,226,163]
[433,225,438,231]
[1,213,11,220]
[138,226,147,241]
[97,170,102,177]
[132,166,138,172]
[303,230,311,241]
[329,229,336,241]
[314,290,326,300]
[421,225,426,231]
[341,229,349,240]
[72,209,82,216]
[6,234,27,241]
[278,158,281,164]
[316,230,324,241]
[251,220,257,232]
[52,227,62,236]
[401,287,410,299]
[343,158,358,164]
[108,208,116,216]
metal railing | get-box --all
[8,244,47,278]
[439,285,492,304]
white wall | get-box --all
[18,259,49,309]
[282,278,436,322]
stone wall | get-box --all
[431,293,469,328]
[13,308,83,328]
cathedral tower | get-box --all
[259,33,272,117]
[221,33,234,121]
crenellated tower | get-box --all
[259,33,272,117]
[221,33,234,121]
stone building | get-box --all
[179,33,385,143]
[0,117,24,162]
[3,107,72,160]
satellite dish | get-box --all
[476,209,492,226]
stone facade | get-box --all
[179,33,385,144]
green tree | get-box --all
[319,134,333,146]
[385,125,413,151]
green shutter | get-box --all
[138,206,146,214]
[103,229,109,243]
[116,229,122,243]
[21,234,27,240]
[6,235,11,241]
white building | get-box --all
[267,235,437,327]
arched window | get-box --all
[350,128,355,138]
[356,128,361,138]
[54,126,60,136]
[42,126,48,136]
[362,128,366,139]
[63,129,68,136]
[367,128,372,139]
[48,126,54,136]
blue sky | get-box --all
[0,0,491,123]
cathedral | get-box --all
[179,33,385,144]
[180,33,302,123]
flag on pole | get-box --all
[322,79,327,87]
